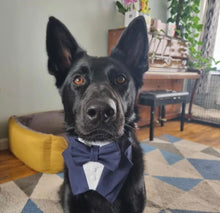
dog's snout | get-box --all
[86,99,116,123]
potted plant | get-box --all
[116,0,139,15]
[116,0,139,26]
[116,0,151,27]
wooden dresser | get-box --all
[108,28,200,127]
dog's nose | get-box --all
[86,99,116,123]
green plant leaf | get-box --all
[116,1,127,15]
[195,0,200,5]
[167,17,174,23]
[194,8,200,13]
[197,24,203,31]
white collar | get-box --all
[78,138,112,147]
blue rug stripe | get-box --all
[154,176,202,191]
[57,172,64,179]
[188,159,220,180]
[21,199,43,213]
[140,143,156,153]
[162,134,182,143]
[160,150,184,165]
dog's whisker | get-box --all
[124,123,135,130]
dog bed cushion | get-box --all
[8,110,68,173]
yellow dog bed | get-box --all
[8,110,68,173]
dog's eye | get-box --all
[116,75,126,85]
[73,75,85,86]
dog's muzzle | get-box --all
[86,98,116,124]
[76,84,125,140]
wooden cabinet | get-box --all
[108,28,200,127]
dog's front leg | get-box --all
[115,141,146,213]
[63,185,72,213]
[120,177,146,213]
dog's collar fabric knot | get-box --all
[68,137,121,172]
[63,134,133,203]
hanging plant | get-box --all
[167,0,220,71]
[167,0,202,40]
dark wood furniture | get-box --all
[108,28,201,127]
[139,90,189,140]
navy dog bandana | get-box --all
[62,134,133,203]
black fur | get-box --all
[46,16,149,213]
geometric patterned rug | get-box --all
[0,134,220,213]
[142,134,220,213]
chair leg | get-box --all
[181,102,186,131]
[150,105,155,141]
[161,105,165,127]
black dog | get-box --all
[46,16,149,213]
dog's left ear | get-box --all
[111,16,149,88]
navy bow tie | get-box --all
[63,135,133,203]
[69,137,121,171]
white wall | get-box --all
[0,0,123,138]
[149,0,168,22]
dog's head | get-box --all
[46,16,148,141]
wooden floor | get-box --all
[0,150,37,184]
[0,121,219,184]
[136,120,220,149]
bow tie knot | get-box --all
[90,145,99,161]
[69,138,121,171]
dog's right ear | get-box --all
[46,17,85,88]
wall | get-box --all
[0,0,123,138]
[149,0,168,22]
[0,0,168,139]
